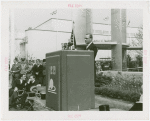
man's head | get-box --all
[85,34,93,44]
[20,74,26,80]
[21,58,26,62]
[29,75,36,81]
[43,59,46,65]
[28,62,33,67]
[36,59,41,65]
[14,58,18,64]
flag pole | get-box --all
[72,10,75,50]
[71,10,74,45]
[73,21,74,46]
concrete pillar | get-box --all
[111,9,127,71]
[121,10,127,70]
[74,9,86,45]
[74,9,93,50]
[111,9,122,71]
[86,9,93,34]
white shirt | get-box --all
[28,79,35,84]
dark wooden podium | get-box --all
[46,50,95,111]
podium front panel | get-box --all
[46,55,60,111]
[66,55,92,110]
[46,50,95,111]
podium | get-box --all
[46,50,95,111]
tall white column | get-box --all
[74,9,86,45]
[10,9,15,67]
[111,9,127,71]
[86,9,93,35]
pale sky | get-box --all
[14,9,143,34]
[13,9,143,60]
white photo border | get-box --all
[1,1,149,120]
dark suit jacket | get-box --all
[11,63,21,74]
[32,64,43,77]
[13,79,26,90]
[86,42,98,59]
[42,64,46,76]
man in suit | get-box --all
[85,33,98,82]
[9,74,27,107]
[20,58,28,75]
[26,75,37,92]
[10,58,21,88]
[32,59,43,85]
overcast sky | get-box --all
[14,9,143,34]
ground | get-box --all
[9,95,133,111]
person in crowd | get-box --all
[10,58,21,88]
[20,58,28,75]
[42,59,46,86]
[26,62,33,80]
[28,60,31,64]
[85,33,98,82]
[31,60,36,66]
[32,59,43,85]
[26,75,37,92]
[40,60,43,65]
[9,74,27,108]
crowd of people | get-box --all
[9,57,46,87]
[9,57,46,108]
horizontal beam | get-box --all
[77,42,132,50]
[126,46,143,50]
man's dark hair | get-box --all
[21,58,26,61]
[14,57,19,62]
[43,59,46,62]
[20,74,26,79]
[30,74,36,79]
[36,59,41,62]
[86,33,93,39]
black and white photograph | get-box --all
[1,1,149,120]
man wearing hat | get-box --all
[10,58,21,88]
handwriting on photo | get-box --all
[68,114,81,118]
[68,4,82,8]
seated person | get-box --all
[26,75,37,92]
[9,74,27,108]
